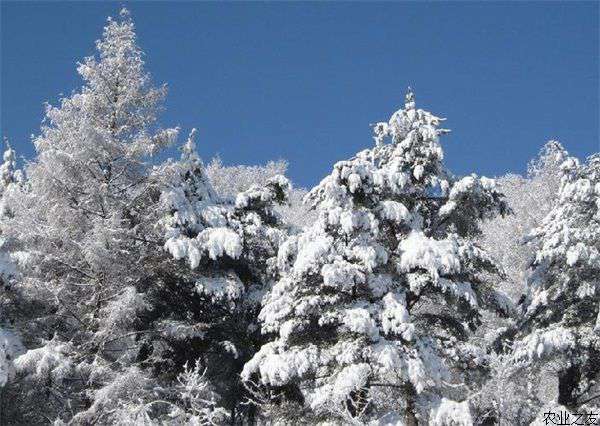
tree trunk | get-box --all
[558,364,580,409]
[230,404,236,425]
[347,384,370,418]
[404,405,418,426]
[404,383,418,426]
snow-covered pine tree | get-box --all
[471,141,570,425]
[138,128,292,423]
[5,9,180,424]
[0,141,26,424]
[0,140,22,286]
[242,90,509,424]
[0,140,23,198]
[509,153,600,414]
[479,140,569,301]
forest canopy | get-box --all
[1,9,598,426]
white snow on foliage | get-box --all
[164,227,243,269]
[437,279,478,307]
[0,328,24,387]
[197,227,243,260]
[342,307,379,341]
[195,273,244,303]
[74,367,150,424]
[241,342,321,386]
[379,200,412,223]
[293,234,332,276]
[512,327,576,364]
[440,175,497,217]
[398,231,461,280]
[429,398,473,426]
[310,363,372,410]
[369,412,405,426]
[98,286,150,336]
[381,292,414,340]
[14,339,72,383]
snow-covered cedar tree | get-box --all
[3,9,186,424]
[241,90,510,424]
[148,128,291,423]
[505,153,600,415]
[0,141,27,425]
[206,155,316,231]
[0,141,23,288]
[479,141,568,301]
[0,140,22,290]
[470,141,570,425]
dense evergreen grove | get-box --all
[1,10,598,425]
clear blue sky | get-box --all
[1,1,598,189]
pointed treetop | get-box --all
[0,139,18,189]
[540,140,568,161]
[182,128,199,162]
[405,87,416,109]
[119,7,131,20]
[527,140,569,179]
[98,8,138,59]
[3,147,14,165]
[66,5,171,155]
[1,138,15,165]
[105,7,132,26]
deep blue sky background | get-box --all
[1,1,598,189]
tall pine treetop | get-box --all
[36,8,177,161]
